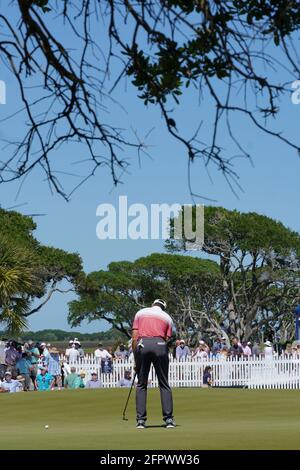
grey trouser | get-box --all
[135,337,173,422]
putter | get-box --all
[122,371,137,421]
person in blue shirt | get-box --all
[26,340,40,390]
[16,353,32,391]
[176,340,191,361]
[117,370,133,387]
[36,367,54,391]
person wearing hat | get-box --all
[39,343,50,368]
[78,371,86,388]
[132,299,175,429]
[74,341,85,359]
[176,339,191,361]
[36,367,55,391]
[85,372,103,389]
[264,340,274,359]
[48,347,62,389]
[192,340,209,360]
[0,371,23,393]
[115,344,129,361]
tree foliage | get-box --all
[168,206,300,340]
[0,208,83,332]
[69,252,222,341]
[0,1,299,197]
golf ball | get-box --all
[45,425,49,429]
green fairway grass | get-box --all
[0,388,300,450]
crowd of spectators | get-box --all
[1,335,299,393]
[0,338,133,394]
[173,337,298,361]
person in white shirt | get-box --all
[66,344,80,363]
[94,343,112,361]
[0,371,23,393]
[192,340,209,359]
[242,341,252,356]
[264,341,274,359]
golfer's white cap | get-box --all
[4,371,12,376]
[40,342,46,347]
[153,299,167,309]
[199,340,205,345]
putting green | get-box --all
[1,387,300,450]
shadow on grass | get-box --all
[146,424,181,429]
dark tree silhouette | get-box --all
[0,0,299,199]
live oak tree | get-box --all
[0,1,299,198]
[0,209,83,333]
[68,252,223,342]
[168,206,300,341]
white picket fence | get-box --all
[62,355,300,390]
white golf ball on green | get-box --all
[45,425,49,429]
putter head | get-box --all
[123,415,128,421]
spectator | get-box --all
[192,341,209,360]
[252,342,261,357]
[221,336,229,349]
[78,371,86,388]
[39,343,50,367]
[242,341,252,357]
[264,341,274,359]
[85,372,103,389]
[202,366,213,387]
[284,343,293,357]
[65,340,74,356]
[1,371,23,393]
[94,343,112,361]
[115,344,129,361]
[36,367,54,391]
[176,340,191,361]
[101,356,114,374]
[219,348,229,360]
[173,339,180,359]
[107,346,115,359]
[74,340,85,359]
[5,342,20,377]
[66,344,80,363]
[64,366,80,389]
[230,338,244,358]
[25,340,40,390]
[16,352,32,391]
[0,338,6,380]
[117,370,133,387]
[48,347,62,389]
[212,338,222,355]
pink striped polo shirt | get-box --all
[132,306,173,339]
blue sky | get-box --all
[0,4,299,332]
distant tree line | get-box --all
[0,328,126,343]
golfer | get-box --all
[132,299,175,429]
